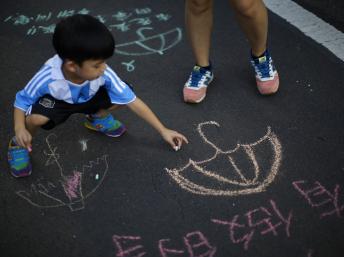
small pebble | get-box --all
[174,146,180,151]
[95,174,99,180]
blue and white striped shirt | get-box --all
[14,55,136,112]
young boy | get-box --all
[8,14,188,178]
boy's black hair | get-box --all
[53,14,115,65]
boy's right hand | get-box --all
[15,128,32,152]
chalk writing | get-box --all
[16,133,109,211]
[113,231,216,257]
[292,180,344,219]
[3,7,182,72]
[121,60,136,72]
[159,231,216,257]
[112,235,146,257]
[212,199,292,250]
[165,121,282,196]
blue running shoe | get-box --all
[183,65,214,103]
[84,114,126,137]
[250,50,279,95]
[8,138,32,178]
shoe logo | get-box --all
[194,66,201,71]
[258,56,267,63]
[39,98,55,108]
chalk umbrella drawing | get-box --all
[115,27,182,56]
[16,134,109,211]
[165,121,282,196]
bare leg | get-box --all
[25,114,49,136]
[229,0,268,56]
[185,0,213,67]
[92,105,123,118]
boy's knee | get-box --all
[231,0,260,17]
[26,114,49,126]
[187,0,213,15]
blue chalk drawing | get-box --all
[115,27,182,56]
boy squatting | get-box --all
[7,14,188,178]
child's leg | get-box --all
[90,105,122,118]
[25,114,50,136]
[229,0,268,56]
[185,0,213,67]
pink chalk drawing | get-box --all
[112,235,146,257]
[307,249,314,257]
[211,199,292,250]
[16,133,109,211]
[62,171,83,201]
[159,231,216,257]
[292,180,344,219]
[165,121,282,196]
[113,231,216,257]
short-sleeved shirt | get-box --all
[14,55,136,113]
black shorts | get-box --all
[30,87,113,130]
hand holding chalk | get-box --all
[160,128,188,151]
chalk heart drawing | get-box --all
[16,134,109,211]
[115,26,182,56]
[165,121,282,196]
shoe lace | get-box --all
[190,70,206,87]
[254,58,273,79]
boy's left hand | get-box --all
[161,128,189,151]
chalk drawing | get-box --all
[3,8,182,73]
[159,231,216,257]
[112,235,146,257]
[121,60,136,72]
[16,133,109,211]
[78,138,89,152]
[212,199,292,250]
[113,231,216,257]
[165,121,282,196]
[115,27,182,56]
[307,249,314,257]
[292,180,344,219]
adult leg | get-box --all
[229,0,268,56]
[185,0,213,66]
[229,0,279,94]
[183,0,215,103]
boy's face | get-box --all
[73,59,107,82]
[62,59,106,84]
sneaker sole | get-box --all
[10,165,32,178]
[257,73,279,95]
[183,75,213,103]
[84,123,127,137]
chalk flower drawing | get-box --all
[16,134,109,211]
[165,121,282,196]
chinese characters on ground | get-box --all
[112,199,291,256]
[3,7,182,72]
[293,180,344,219]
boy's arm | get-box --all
[127,98,188,150]
[13,107,32,151]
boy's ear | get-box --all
[64,60,79,73]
